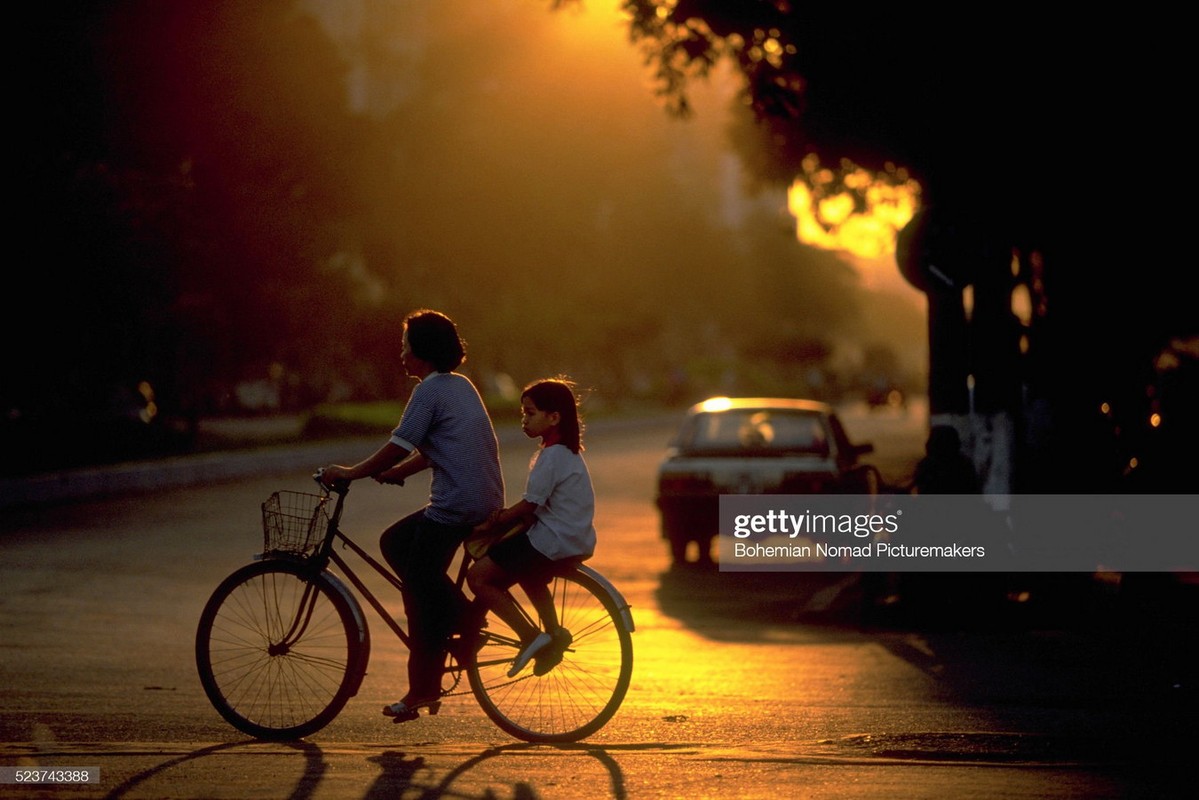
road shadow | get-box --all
[656,563,1199,639]
[866,577,1199,793]
[654,564,870,641]
[98,740,628,799]
[365,743,628,799]
[101,740,326,799]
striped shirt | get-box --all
[390,372,504,526]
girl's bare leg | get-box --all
[521,579,559,632]
[467,557,540,643]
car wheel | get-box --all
[661,514,690,565]
[669,535,689,565]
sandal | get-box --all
[382,696,442,722]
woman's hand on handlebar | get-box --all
[317,444,417,490]
[316,465,353,490]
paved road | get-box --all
[2,405,1196,798]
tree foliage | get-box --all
[608,0,1196,488]
[620,3,1092,224]
[13,0,925,454]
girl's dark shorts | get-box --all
[487,531,558,584]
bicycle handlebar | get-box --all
[313,468,350,495]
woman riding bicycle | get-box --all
[320,309,504,722]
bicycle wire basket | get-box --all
[261,490,331,556]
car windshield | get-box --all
[678,409,831,456]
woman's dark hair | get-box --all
[523,377,584,453]
[403,309,466,372]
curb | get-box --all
[0,437,375,511]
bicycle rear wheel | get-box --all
[467,567,633,742]
[195,559,368,740]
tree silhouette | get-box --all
[10,1,1189,488]
[610,0,1195,489]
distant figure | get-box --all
[913,425,981,494]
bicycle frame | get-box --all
[299,482,470,653]
[322,525,415,649]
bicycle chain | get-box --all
[441,654,531,698]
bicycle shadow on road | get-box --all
[97,740,628,799]
[100,740,326,800]
[365,743,628,799]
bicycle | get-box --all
[195,472,635,743]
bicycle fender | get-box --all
[576,564,636,632]
[320,570,372,696]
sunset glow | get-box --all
[549,1,631,58]
[787,157,922,261]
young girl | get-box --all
[467,378,596,677]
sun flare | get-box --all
[787,157,922,262]
[549,1,631,56]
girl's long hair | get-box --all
[522,377,584,453]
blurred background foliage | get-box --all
[8,0,926,473]
[8,1,1192,483]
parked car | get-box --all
[655,397,879,566]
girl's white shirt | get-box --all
[523,443,596,560]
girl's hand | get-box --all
[473,509,502,535]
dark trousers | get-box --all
[380,508,471,699]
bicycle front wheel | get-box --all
[195,559,367,740]
[468,567,633,742]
